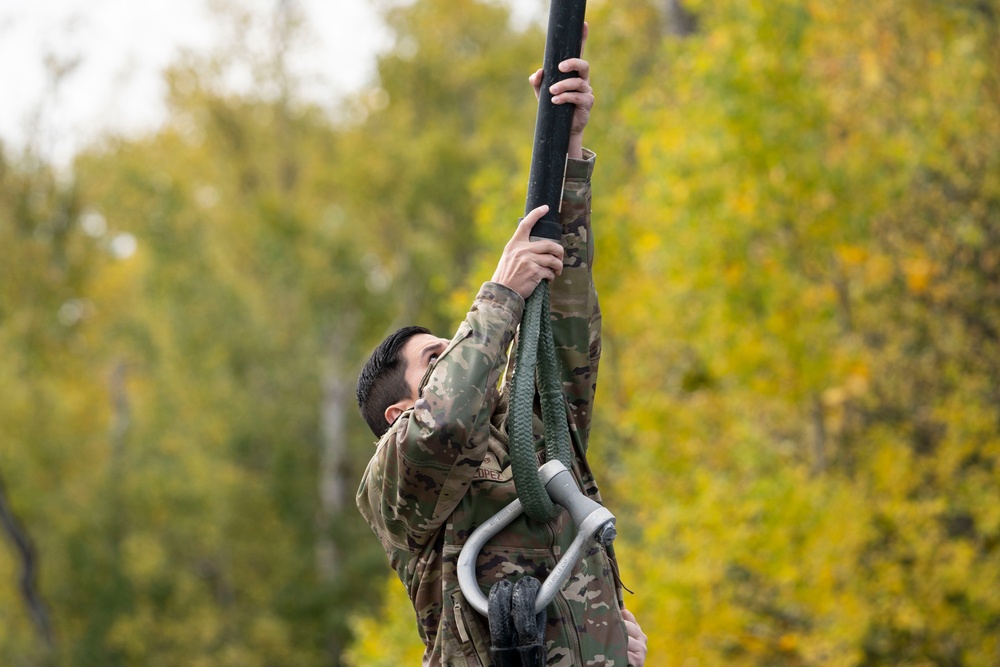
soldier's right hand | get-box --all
[491,205,564,300]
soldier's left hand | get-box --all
[528,22,594,137]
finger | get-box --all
[558,57,590,82]
[549,76,592,96]
[581,21,588,56]
[525,246,565,275]
[621,608,637,623]
[531,239,565,261]
[528,68,544,99]
[525,204,549,225]
[529,266,557,289]
[552,92,594,109]
[512,205,549,241]
[535,253,564,276]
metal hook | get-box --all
[457,460,617,617]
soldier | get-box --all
[356,43,648,667]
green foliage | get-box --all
[2,0,999,665]
[343,577,425,667]
[587,0,1000,664]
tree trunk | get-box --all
[315,319,358,582]
[0,471,54,649]
[665,0,698,37]
[810,394,827,475]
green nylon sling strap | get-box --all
[508,280,572,522]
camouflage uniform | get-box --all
[357,151,629,666]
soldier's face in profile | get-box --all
[400,333,450,405]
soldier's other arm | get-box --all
[549,151,600,451]
[532,52,599,449]
[357,284,523,554]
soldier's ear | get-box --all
[384,401,408,427]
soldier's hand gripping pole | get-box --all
[523,0,588,242]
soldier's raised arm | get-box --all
[529,49,600,449]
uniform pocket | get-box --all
[443,588,492,666]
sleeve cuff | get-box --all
[565,148,596,181]
[477,282,525,321]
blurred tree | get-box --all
[0,141,96,666]
[4,0,999,664]
[592,0,1000,664]
[334,0,540,327]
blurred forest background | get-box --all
[2,0,999,664]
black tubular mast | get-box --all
[524,0,588,241]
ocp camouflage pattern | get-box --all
[357,151,630,666]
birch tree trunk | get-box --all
[315,318,358,582]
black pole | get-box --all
[524,0,588,241]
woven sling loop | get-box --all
[508,279,572,522]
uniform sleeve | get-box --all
[356,283,525,556]
[549,149,600,451]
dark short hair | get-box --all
[356,325,431,437]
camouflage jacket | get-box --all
[357,151,629,666]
